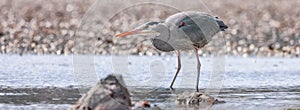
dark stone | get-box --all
[70,74,131,110]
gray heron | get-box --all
[116,11,228,92]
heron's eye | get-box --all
[179,22,185,28]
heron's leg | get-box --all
[170,51,181,90]
[194,48,201,92]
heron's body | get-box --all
[116,11,228,91]
[152,11,224,52]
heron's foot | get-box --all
[169,86,176,94]
[169,86,174,90]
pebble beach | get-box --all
[0,0,299,57]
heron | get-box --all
[115,11,228,92]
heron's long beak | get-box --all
[115,29,156,37]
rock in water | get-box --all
[70,74,132,110]
[176,92,225,107]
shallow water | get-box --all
[0,55,300,110]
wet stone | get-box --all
[176,92,225,107]
[69,75,132,110]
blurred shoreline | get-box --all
[0,0,299,57]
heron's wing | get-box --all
[190,14,220,41]
[166,11,220,44]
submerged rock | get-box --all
[176,92,225,107]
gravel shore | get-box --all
[0,0,299,57]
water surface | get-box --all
[0,55,299,110]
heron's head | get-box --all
[115,21,177,52]
[115,21,162,38]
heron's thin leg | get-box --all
[170,51,181,90]
[194,48,201,92]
